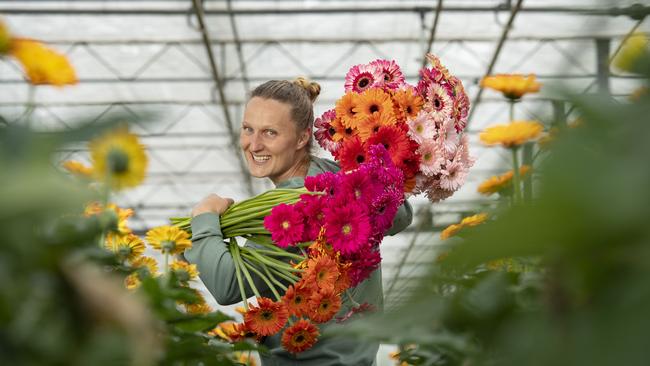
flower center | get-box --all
[295,334,305,343]
[369,104,379,114]
[358,77,370,88]
[355,189,361,198]
[416,124,424,133]
[107,148,129,174]
[282,221,290,230]
[356,154,364,164]
[406,106,413,114]
[328,127,336,137]
[342,224,352,235]
[161,240,175,253]
[261,311,273,321]
[434,97,442,110]
[424,152,432,161]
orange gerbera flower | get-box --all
[353,89,394,121]
[281,319,320,354]
[304,255,339,293]
[308,289,342,323]
[357,112,397,142]
[282,283,313,318]
[333,264,352,293]
[329,116,357,142]
[244,297,289,336]
[393,88,424,121]
[335,92,361,129]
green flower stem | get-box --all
[228,238,248,311]
[245,247,303,272]
[511,147,523,204]
[509,99,516,122]
[241,258,281,301]
[223,220,265,232]
[222,208,273,225]
[223,228,269,238]
[164,252,169,275]
[264,262,300,283]
[260,262,288,291]
[234,245,262,299]
[254,249,305,261]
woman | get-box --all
[185,78,413,365]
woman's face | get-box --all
[240,97,310,183]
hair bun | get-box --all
[293,76,321,103]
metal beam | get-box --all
[226,0,250,94]
[596,38,611,93]
[190,0,253,196]
[422,0,443,68]
[467,0,524,125]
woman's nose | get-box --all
[249,133,264,151]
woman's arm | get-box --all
[386,199,413,236]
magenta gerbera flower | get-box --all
[297,194,326,242]
[340,241,381,287]
[323,201,371,255]
[370,188,403,235]
[305,171,340,196]
[264,203,304,248]
[314,109,341,154]
[344,64,382,93]
[369,59,405,90]
[339,168,382,206]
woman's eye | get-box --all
[265,130,277,137]
[242,126,253,134]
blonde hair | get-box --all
[249,77,321,151]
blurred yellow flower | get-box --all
[130,256,159,276]
[440,213,489,240]
[185,303,212,314]
[234,352,257,366]
[209,322,240,342]
[478,165,531,196]
[170,260,199,282]
[62,160,94,178]
[630,86,648,102]
[613,32,648,73]
[84,202,133,236]
[124,273,141,290]
[105,233,145,261]
[480,74,541,100]
[89,128,148,190]
[10,38,77,86]
[0,19,10,54]
[146,225,192,255]
[480,120,544,148]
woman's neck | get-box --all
[271,153,311,186]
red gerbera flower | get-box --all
[323,201,371,255]
[337,136,367,171]
[281,319,320,354]
[244,297,289,336]
[308,289,342,324]
[282,284,313,318]
[264,203,304,248]
[365,125,412,168]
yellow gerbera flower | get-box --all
[356,111,397,142]
[62,160,94,179]
[124,273,141,290]
[146,225,192,254]
[84,202,133,236]
[440,213,489,240]
[185,303,213,314]
[105,233,145,261]
[130,256,159,276]
[393,88,424,122]
[479,120,544,148]
[480,74,541,100]
[440,223,462,240]
[477,165,531,195]
[10,38,77,87]
[0,19,10,55]
[353,88,394,122]
[613,32,648,73]
[89,128,148,190]
[170,260,199,282]
[335,92,361,129]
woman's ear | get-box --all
[297,130,311,149]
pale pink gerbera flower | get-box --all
[407,110,436,144]
[369,59,405,90]
[417,139,444,176]
[425,83,454,123]
[439,160,468,191]
[425,183,454,203]
[439,117,460,154]
[344,63,382,93]
[314,109,341,154]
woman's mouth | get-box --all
[251,153,271,163]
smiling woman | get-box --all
[184,77,413,366]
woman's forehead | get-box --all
[244,97,293,127]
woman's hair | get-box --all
[249,77,321,151]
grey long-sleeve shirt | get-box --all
[185,156,413,366]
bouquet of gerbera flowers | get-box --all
[314,54,474,202]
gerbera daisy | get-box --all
[105,233,144,261]
[146,225,192,255]
[426,184,454,204]
[169,260,199,282]
[89,127,148,190]
[417,139,443,176]
[185,302,212,314]
[337,137,367,171]
[305,171,340,197]
[304,255,339,293]
[440,223,461,240]
[296,195,326,242]
[439,160,468,191]
[479,120,544,147]
[264,203,304,248]
[344,63,382,93]
[85,202,134,236]
[477,165,531,196]
[356,111,397,142]
[10,38,78,86]
[339,168,381,205]
[480,74,541,101]
[460,212,488,227]
[369,59,405,90]
[282,283,313,318]
[370,188,402,234]
[425,53,451,80]
[393,87,424,121]
[323,201,371,255]
[314,109,341,154]
[129,256,159,277]
[353,88,394,121]
[425,83,454,123]
[328,116,349,143]
[333,264,352,293]
[613,32,648,73]
[341,242,381,287]
[308,289,342,323]
[281,319,320,354]
[335,92,361,129]
[62,160,93,178]
[406,110,435,144]
[450,78,470,132]
[366,126,413,168]
[244,297,289,336]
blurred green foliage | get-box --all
[0,117,254,365]
[333,47,650,366]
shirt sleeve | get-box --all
[386,198,413,236]
[183,212,274,305]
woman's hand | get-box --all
[191,194,234,217]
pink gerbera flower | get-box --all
[370,188,403,235]
[305,171,340,196]
[340,168,382,206]
[369,59,405,90]
[407,110,436,144]
[425,83,454,123]
[297,194,326,242]
[264,203,305,248]
[417,140,444,176]
[341,241,381,286]
[344,64,382,93]
[324,201,371,255]
[439,160,468,191]
[314,109,341,154]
